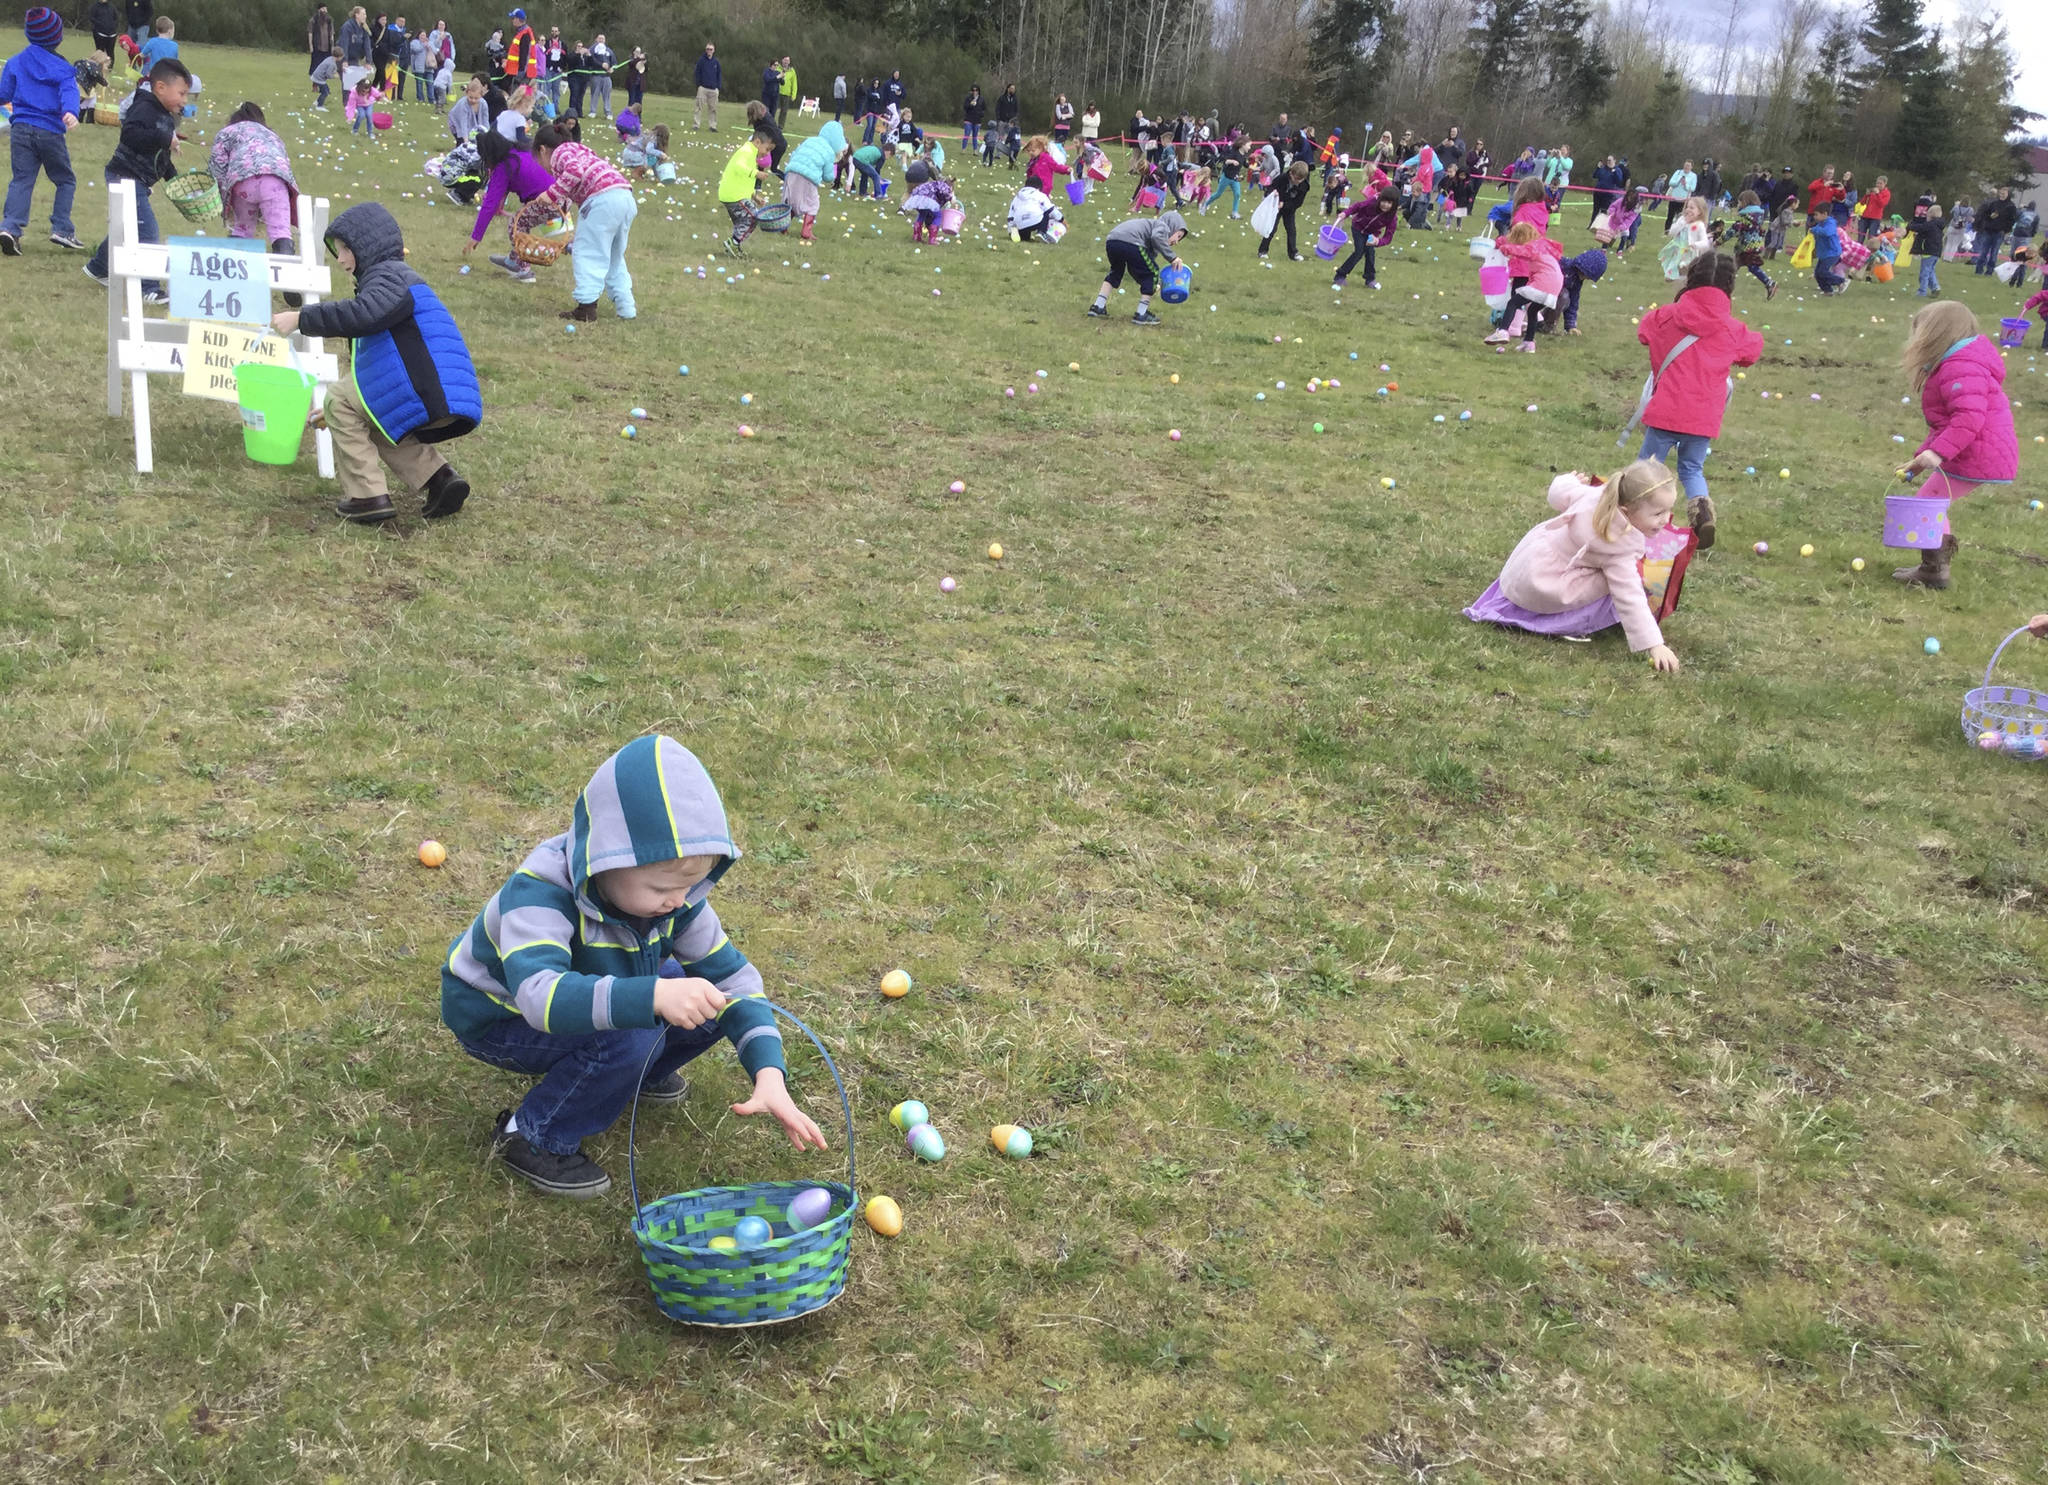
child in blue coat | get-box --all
[270,203,480,524]
[0,7,82,255]
[1810,213,1844,294]
[441,735,828,1198]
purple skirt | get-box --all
[1463,581,1618,638]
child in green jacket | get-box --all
[718,130,770,255]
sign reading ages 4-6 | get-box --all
[167,236,270,326]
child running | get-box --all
[1488,219,1563,352]
[1731,192,1775,298]
[269,202,479,523]
[719,130,771,254]
[1908,206,1943,296]
[1809,211,1844,294]
[1258,159,1311,261]
[440,735,826,1198]
[1661,196,1710,280]
[1632,251,1763,549]
[0,6,84,257]
[516,121,636,321]
[1890,301,2019,589]
[1463,461,1684,673]
[82,57,188,301]
[1086,208,1187,326]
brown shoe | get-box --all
[335,494,397,524]
[1891,532,1955,589]
[560,301,599,322]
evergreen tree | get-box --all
[1462,0,1535,117]
[1949,18,2038,189]
[1534,0,1615,119]
[1891,40,1954,183]
[1799,12,1858,147]
[1853,0,1934,88]
[1309,0,1405,122]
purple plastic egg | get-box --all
[787,1186,832,1229]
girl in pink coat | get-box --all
[1892,300,2021,589]
[1465,462,1684,672]
[2026,282,2048,349]
[1488,220,1564,352]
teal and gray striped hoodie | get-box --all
[440,736,784,1077]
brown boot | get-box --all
[1891,533,1955,589]
[559,301,599,322]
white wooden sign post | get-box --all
[104,179,341,477]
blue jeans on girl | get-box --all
[1637,426,1712,500]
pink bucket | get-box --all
[937,206,964,234]
[1136,186,1162,208]
[1314,224,1348,260]
[1478,263,1509,296]
[1066,179,1087,205]
[1883,494,1950,550]
[371,111,394,130]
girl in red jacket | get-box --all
[1632,252,1764,549]
[1891,300,2021,589]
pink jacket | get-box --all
[1510,200,1549,234]
[1500,235,1563,299]
[1918,334,2019,482]
[512,142,629,234]
[2026,286,2048,320]
[1497,475,1664,652]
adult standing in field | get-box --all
[1469,139,1491,182]
[503,10,537,85]
[483,29,504,71]
[124,0,150,49]
[624,47,646,111]
[587,36,613,118]
[1081,100,1100,148]
[1805,164,1839,220]
[542,28,565,111]
[883,71,905,110]
[1665,159,1697,227]
[375,15,405,80]
[1052,93,1074,144]
[777,57,796,127]
[1591,154,1623,226]
[308,5,334,75]
[1697,157,1720,208]
[339,5,371,66]
[961,83,984,151]
[1438,125,1464,169]
[1974,187,2016,274]
[89,0,120,57]
[759,57,780,114]
[1855,173,1890,242]
[995,81,1019,137]
[564,39,589,116]
[832,71,845,120]
[692,42,720,130]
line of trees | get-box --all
[131,0,2034,199]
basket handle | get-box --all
[626,992,857,1215]
[1983,627,2036,693]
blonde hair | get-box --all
[1592,461,1679,542]
[1683,195,1708,221]
[1502,220,1539,246]
[1901,301,1979,394]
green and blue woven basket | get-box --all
[626,1002,858,1327]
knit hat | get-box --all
[25,5,62,48]
[1567,248,1608,281]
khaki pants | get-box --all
[694,86,719,130]
[325,376,447,501]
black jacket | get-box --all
[125,0,150,26]
[90,1,121,39]
[995,90,1018,122]
[962,91,984,123]
[1977,197,2018,235]
[1270,173,1311,212]
[109,86,178,186]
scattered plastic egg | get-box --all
[907,1123,947,1161]
[881,969,913,999]
[1313,422,1324,433]
[1800,544,1814,557]
[991,1124,1034,1158]
[948,480,965,494]
[1169,428,1182,441]
[939,576,956,593]
[864,1195,903,1236]
[889,1100,929,1131]
[733,1214,774,1246]
[1851,555,1867,572]
[1924,637,1941,655]
[417,840,447,868]
[1754,541,1770,555]
[988,543,1003,561]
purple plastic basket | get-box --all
[1882,493,1950,550]
[1962,627,2048,757]
[1065,179,1086,205]
[1999,317,2031,348]
[1315,223,1348,260]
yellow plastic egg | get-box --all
[880,969,912,998]
[1169,373,1180,384]
[864,1195,904,1237]
[988,543,1004,561]
[708,1235,739,1251]
[1799,544,1814,557]
[1851,558,1866,571]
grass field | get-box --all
[4,42,2048,1485]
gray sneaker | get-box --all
[50,231,85,250]
[491,1111,611,1199]
[1132,308,1164,325]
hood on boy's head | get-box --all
[1157,209,1189,238]
[569,735,738,909]
[1566,248,1607,281]
[325,202,406,271]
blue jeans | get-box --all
[4,124,76,238]
[1814,260,1844,292]
[1973,230,2004,274]
[457,1016,725,1155]
[315,80,330,105]
[353,106,373,134]
[85,173,162,293]
[854,159,882,196]
[1918,255,1940,295]
[962,120,978,149]
[572,185,636,316]
[861,113,875,144]
[1638,425,1712,500]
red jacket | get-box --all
[1806,177,1842,214]
[1636,286,1764,439]
[1857,185,1890,221]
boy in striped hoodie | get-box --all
[442,735,827,1198]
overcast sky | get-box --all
[1929,0,2048,122]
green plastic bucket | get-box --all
[233,363,316,465]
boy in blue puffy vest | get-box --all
[441,735,828,1198]
[271,202,479,524]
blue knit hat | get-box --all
[1567,248,1608,281]
[25,5,63,48]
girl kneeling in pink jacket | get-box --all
[1464,462,1684,673]
[1892,300,2021,590]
